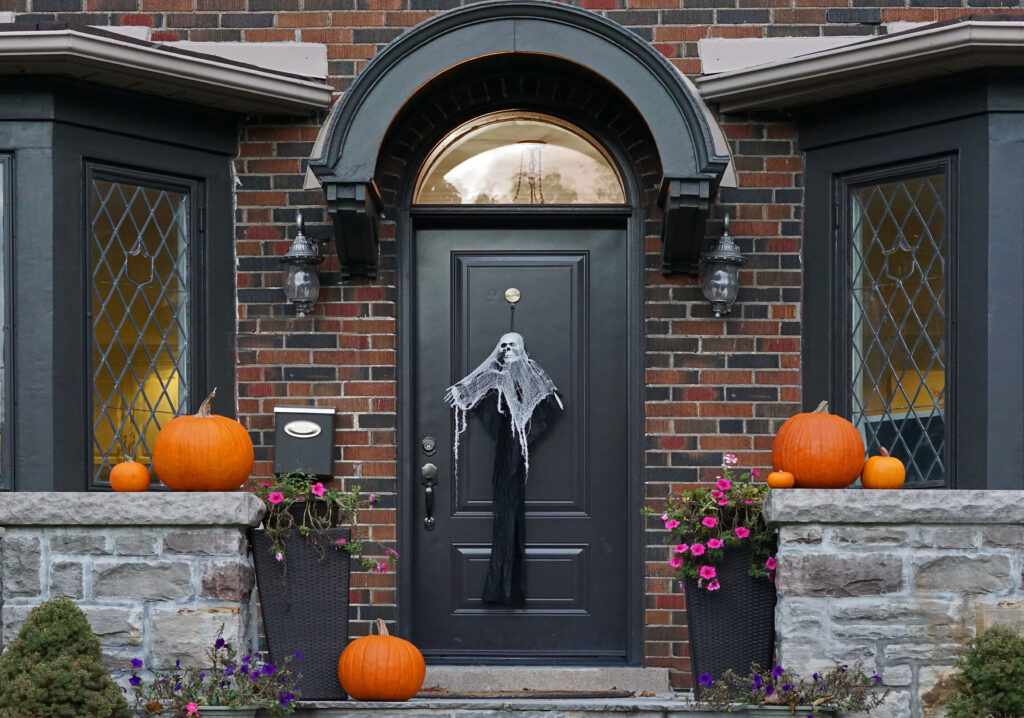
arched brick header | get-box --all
[308,0,731,278]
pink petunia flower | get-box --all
[310,482,326,497]
[275,552,283,562]
[701,516,718,529]
[260,482,271,488]
[690,543,706,556]
[723,453,738,465]
[765,557,777,570]
[669,556,683,569]
[735,527,750,539]
[664,519,680,530]
[375,560,388,573]
[707,579,720,591]
[386,548,400,559]
[767,572,774,582]
[710,490,724,499]
[699,565,717,580]
[717,499,730,506]
[370,492,377,503]
[268,492,284,504]
[751,469,760,477]
[673,543,689,554]
[707,538,724,549]
[716,478,732,491]
[187,704,199,716]
[744,499,756,504]
[660,512,668,521]
[336,538,348,545]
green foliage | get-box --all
[947,625,1024,718]
[0,597,130,718]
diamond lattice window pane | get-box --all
[849,172,947,484]
[90,177,190,484]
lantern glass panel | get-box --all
[284,263,320,316]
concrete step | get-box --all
[294,696,729,717]
[421,666,673,694]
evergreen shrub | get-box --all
[947,625,1024,718]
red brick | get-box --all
[119,13,154,26]
[276,12,329,27]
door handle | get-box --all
[421,463,438,531]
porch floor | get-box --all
[293,696,732,716]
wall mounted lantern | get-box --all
[701,214,745,318]
[281,212,324,317]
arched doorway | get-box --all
[309,1,730,665]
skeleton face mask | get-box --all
[497,333,523,367]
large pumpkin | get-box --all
[151,388,254,491]
[861,447,906,490]
[338,619,425,701]
[110,460,151,492]
[772,400,865,489]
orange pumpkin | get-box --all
[766,471,795,489]
[151,388,254,492]
[338,618,426,701]
[861,447,905,489]
[110,460,151,492]
[772,400,865,489]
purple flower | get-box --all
[225,665,235,677]
[873,673,882,682]
[242,654,252,663]
[221,680,231,688]
[699,673,714,686]
[262,664,275,675]
[753,675,762,687]
[294,651,303,660]
[131,658,143,669]
[750,684,760,692]
[129,676,141,687]
[765,685,775,696]
[175,659,181,668]
[174,682,182,692]
[782,683,793,691]
[199,671,206,678]
[215,638,225,650]
[279,690,296,707]
[812,673,820,682]
[772,665,785,677]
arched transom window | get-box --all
[413,111,625,205]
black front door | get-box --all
[411,217,629,662]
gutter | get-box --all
[697,21,1024,111]
[0,29,333,113]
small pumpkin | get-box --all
[110,460,150,492]
[151,388,254,492]
[772,400,865,489]
[861,447,905,489]
[338,618,426,701]
[765,470,795,489]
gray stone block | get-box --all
[919,665,958,715]
[774,598,827,638]
[779,525,823,544]
[92,561,192,600]
[0,492,265,527]
[150,606,245,669]
[50,534,108,554]
[766,489,1024,525]
[914,555,1012,594]
[970,597,1024,634]
[827,527,908,545]
[50,561,83,599]
[1,604,32,646]
[883,664,913,687]
[201,559,255,601]
[1,535,41,598]
[982,526,1024,547]
[83,606,143,646]
[163,529,246,555]
[777,552,903,597]
[884,643,964,662]
[113,534,160,555]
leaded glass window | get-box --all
[90,171,191,485]
[849,169,948,485]
[414,111,625,205]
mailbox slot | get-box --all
[273,406,335,477]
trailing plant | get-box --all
[698,662,889,714]
[0,597,131,718]
[129,628,300,717]
[644,454,776,592]
[253,471,398,574]
[946,625,1024,718]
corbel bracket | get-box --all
[325,181,384,279]
[659,176,714,276]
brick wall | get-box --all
[14,0,1005,690]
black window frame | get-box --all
[84,163,206,490]
[0,153,11,490]
[833,156,957,490]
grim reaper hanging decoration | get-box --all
[445,332,563,606]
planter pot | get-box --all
[684,544,777,694]
[251,525,350,701]
[746,707,836,717]
[192,707,259,718]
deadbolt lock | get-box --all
[421,436,437,455]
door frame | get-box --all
[395,126,647,666]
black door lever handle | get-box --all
[421,463,437,530]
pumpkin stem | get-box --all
[812,400,829,414]
[374,618,390,637]
[196,388,217,418]
[879,447,890,458]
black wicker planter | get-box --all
[683,544,777,693]
[250,526,350,701]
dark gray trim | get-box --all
[396,108,646,666]
[0,153,10,490]
[308,0,727,278]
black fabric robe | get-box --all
[477,391,560,606]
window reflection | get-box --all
[414,111,625,205]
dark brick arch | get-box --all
[373,53,663,217]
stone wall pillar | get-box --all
[766,490,1024,718]
[0,493,264,681]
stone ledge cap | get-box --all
[765,489,1024,525]
[0,492,265,527]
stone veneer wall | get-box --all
[0,493,264,682]
[766,490,1024,718]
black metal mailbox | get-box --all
[273,406,336,477]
